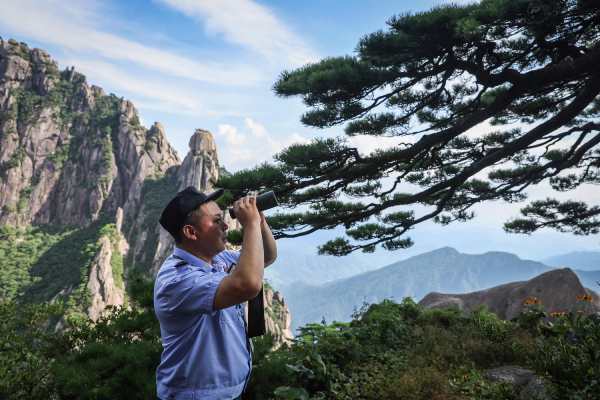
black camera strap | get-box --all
[247,287,266,338]
[227,263,266,339]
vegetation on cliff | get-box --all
[0,216,122,320]
[123,171,180,276]
[0,36,184,321]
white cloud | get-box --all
[66,59,248,118]
[265,132,311,156]
[218,124,247,145]
[0,0,263,86]
[215,119,311,170]
[153,0,320,67]
[245,117,267,138]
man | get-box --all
[154,186,277,400]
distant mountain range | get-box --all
[264,249,378,287]
[541,251,600,271]
[279,247,600,334]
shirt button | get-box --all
[169,394,175,398]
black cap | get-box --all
[159,186,224,238]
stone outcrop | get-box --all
[86,235,125,321]
[483,366,551,400]
[418,268,600,321]
[484,365,535,390]
[263,284,294,349]
[177,129,219,192]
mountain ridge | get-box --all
[0,38,299,345]
[280,247,600,333]
[541,251,600,271]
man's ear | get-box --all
[182,225,198,241]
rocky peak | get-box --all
[30,48,51,65]
[177,128,219,192]
[249,284,294,349]
[189,128,218,157]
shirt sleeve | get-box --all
[162,270,228,316]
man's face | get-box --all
[191,201,229,255]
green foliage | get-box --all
[246,297,528,400]
[129,115,141,128]
[5,147,26,169]
[53,340,162,400]
[98,136,114,170]
[0,301,77,400]
[0,215,117,320]
[505,198,600,236]
[44,66,60,79]
[0,270,161,400]
[51,276,162,400]
[5,290,598,399]
[516,297,548,336]
[226,228,244,245]
[216,0,600,255]
[46,145,69,168]
[473,310,600,399]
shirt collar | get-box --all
[173,246,213,271]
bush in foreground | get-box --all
[2,290,598,399]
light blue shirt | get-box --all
[154,247,251,400]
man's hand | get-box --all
[233,193,261,228]
[213,193,264,311]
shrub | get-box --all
[5,147,26,169]
[246,297,521,400]
[473,295,600,399]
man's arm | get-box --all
[260,212,277,267]
[212,193,264,311]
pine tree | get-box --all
[216,0,600,255]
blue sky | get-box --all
[2,0,599,262]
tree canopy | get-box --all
[216,0,600,256]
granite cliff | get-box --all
[0,37,288,346]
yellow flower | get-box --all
[550,312,557,317]
[589,296,594,301]
[536,301,541,305]
[531,297,537,301]
[578,311,584,314]
[462,375,468,381]
[559,312,566,316]
[578,295,585,300]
